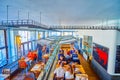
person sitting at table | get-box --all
[70,48,75,54]
[58,50,65,60]
[65,65,74,80]
[27,50,34,60]
[18,56,28,73]
[65,49,72,63]
[72,50,80,64]
[42,53,49,64]
[42,45,47,54]
[58,55,67,65]
[54,62,65,80]
[24,72,36,80]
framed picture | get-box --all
[93,43,109,70]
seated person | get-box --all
[32,50,37,59]
[65,65,74,80]
[58,55,67,65]
[54,62,65,80]
[24,72,36,80]
[18,56,28,72]
[42,45,47,54]
[58,50,65,60]
[70,48,75,54]
[64,49,71,59]
[27,50,34,60]
[72,50,80,64]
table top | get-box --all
[74,65,86,74]
[31,64,41,72]
[24,57,30,62]
[0,74,9,80]
[56,64,86,74]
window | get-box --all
[0,30,7,67]
[30,31,35,41]
[18,31,28,42]
[0,48,7,67]
[29,42,32,50]
[24,43,28,55]
[0,30,5,47]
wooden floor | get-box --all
[78,54,101,80]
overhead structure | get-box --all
[0,19,54,30]
[49,25,120,31]
[0,19,120,31]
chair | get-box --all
[2,69,11,79]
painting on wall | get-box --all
[93,43,109,70]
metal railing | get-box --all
[0,19,49,29]
[49,25,120,30]
[37,37,62,80]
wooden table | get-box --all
[74,65,86,74]
[0,74,10,80]
[75,74,88,80]
[30,64,42,78]
[31,64,41,72]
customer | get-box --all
[58,50,65,60]
[58,55,67,65]
[24,72,36,80]
[65,65,74,80]
[54,62,65,80]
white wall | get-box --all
[116,31,120,45]
[77,30,117,75]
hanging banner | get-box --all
[15,35,21,49]
[38,33,41,39]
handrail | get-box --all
[37,37,62,80]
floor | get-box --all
[78,53,101,80]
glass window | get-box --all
[24,44,28,55]
[18,31,28,42]
[30,31,35,41]
[21,45,24,56]
[0,49,7,67]
[39,32,43,38]
[0,30,7,67]
[56,32,61,36]
[32,41,36,50]
[0,30,5,47]
[19,31,36,42]
[29,42,32,50]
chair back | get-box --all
[2,69,10,74]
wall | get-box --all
[116,31,120,45]
[77,30,117,75]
